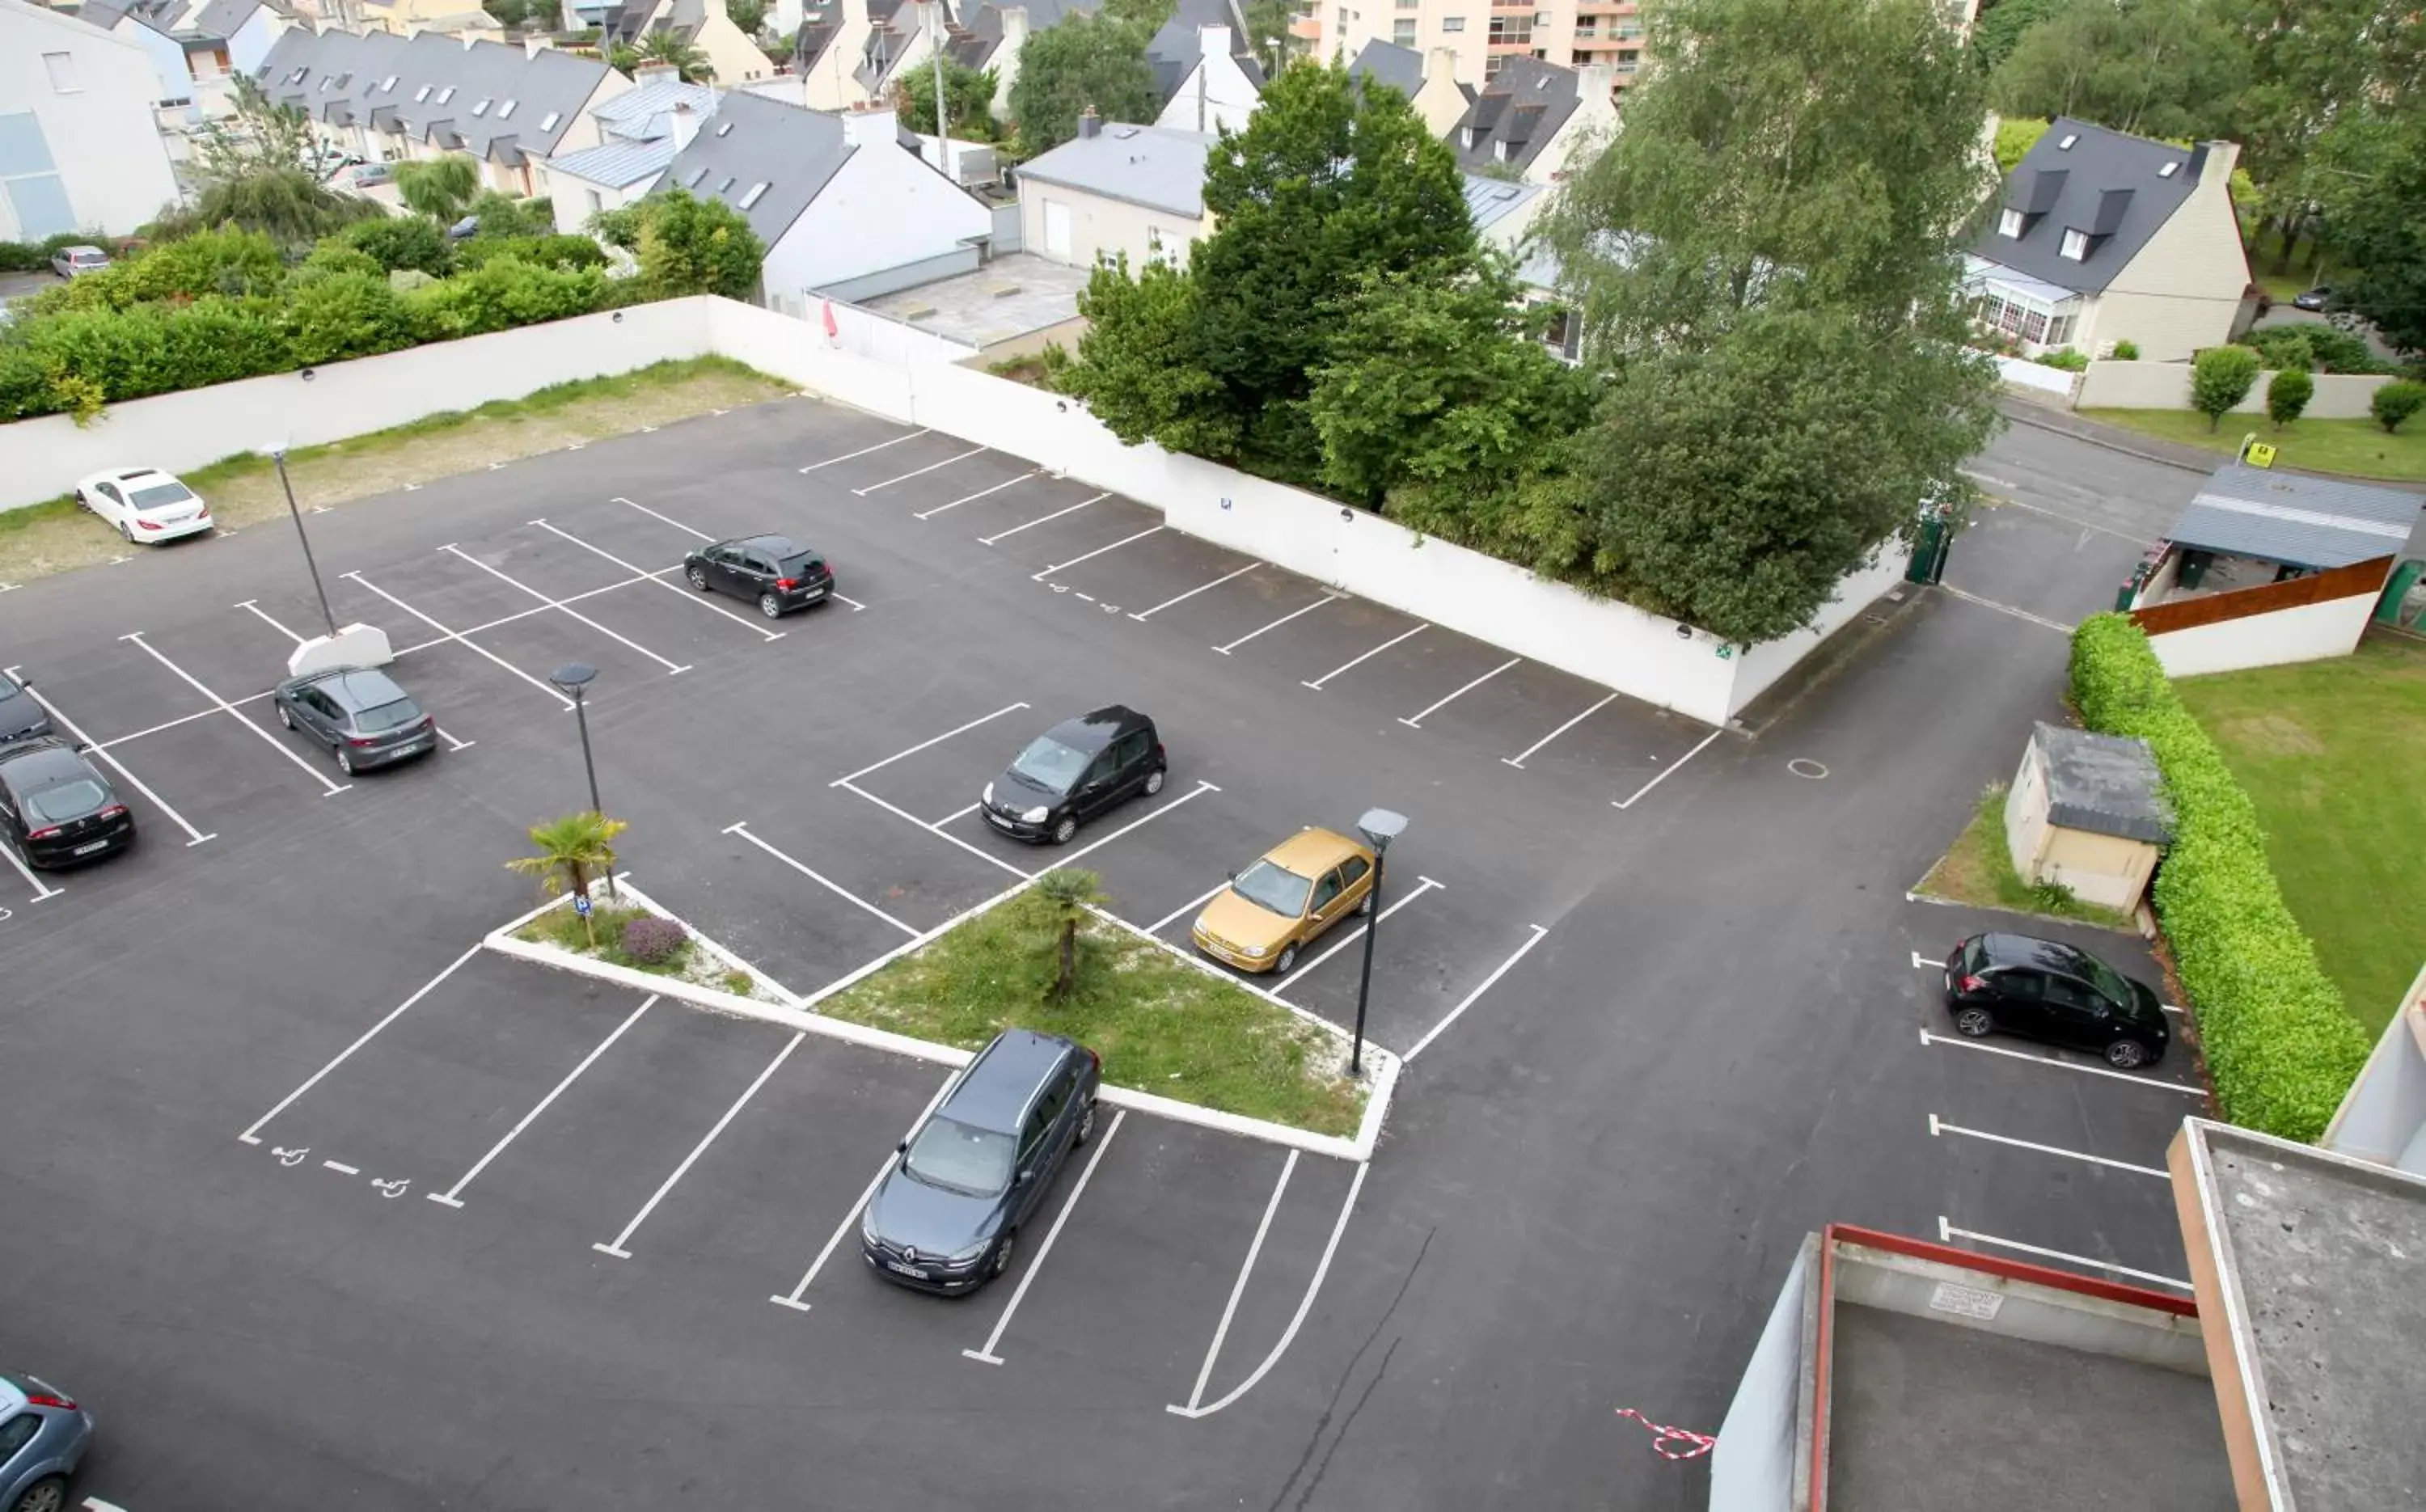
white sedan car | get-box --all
[74,467,214,545]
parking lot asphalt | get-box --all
[0,395,2215,1509]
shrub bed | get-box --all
[2069,614,2371,1140]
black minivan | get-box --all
[1942,932,2171,1069]
[860,1029,1101,1294]
[981,706,1166,845]
[0,738,136,868]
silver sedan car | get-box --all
[1,1371,91,1512]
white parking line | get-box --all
[1130,563,1256,621]
[1170,1158,1369,1419]
[1055,779,1219,869]
[1503,692,1617,768]
[1147,881,1231,935]
[322,1160,358,1175]
[240,944,484,1143]
[1612,727,1726,810]
[1405,924,1549,1063]
[1917,1028,2207,1094]
[1215,593,1342,655]
[441,544,691,675]
[1937,1216,2190,1290]
[1938,583,2073,633]
[978,493,1105,546]
[771,1070,964,1310]
[800,429,929,471]
[964,1109,1127,1365]
[915,471,1040,519]
[839,779,1030,880]
[598,1032,805,1259]
[5,674,213,846]
[831,700,1029,786]
[852,445,987,496]
[1175,1149,1295,1410]
[929,800,981,827]
[533,519,782,642]
[120,633,349,796]
[1303,624,1426,691]
[1928,1113,2167,1178]
[1399,657,1519,728]
[1032,525,1163,581]
[235,599,306,645]
[0,830,61,902]
[1273,876,1443,995]
[726,822,920,936]
[346,572,578,711]
[429,995,657,1208]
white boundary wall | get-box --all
[1996,353,2082,399]
[2145,590,2377,677]
[2,294,1907,725]
[2076,359,2393,419]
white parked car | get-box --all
[74,467,213,545]
[50,244,110,278]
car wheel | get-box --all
[1953,1006,1995,1038]
[12,1476,68,1512]
[2105,1039,2149,1071]
[1075,1099,1097,1147]
[1050,814,1078,845]
[277,703,294,729]
[119,520,133,543]
[759,592,784,619]
[336,745,354,775]
[1143,767,1166,796]
[687,564,710,591]
[74,489,89,513]
[992,1231,1017,1278]
[1273,942,1299,975]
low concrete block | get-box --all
[286,623,394,679]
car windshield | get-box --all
[2077,955,2136,1007]
[25,779,106,824]
[354,697,421,733]
[1232,859,1314,919]
[127,480,195,511]
[902,1116,1016,1196]
[1010,736,1089,791]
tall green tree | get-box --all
[1971,0,2069,70]
[1007,6,1164,151]
[394,157,481,223]
[2310,104,2426,357]
[194,77,318,181]
[1989,0,2245,141]
[1545,0,2001,644]
[894,58,1002,139]
[1056,258,1238,457]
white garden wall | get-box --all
[1994,353,2081,399]
[2075,359,2393,419]
[2145,590,2377,677]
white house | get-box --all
[1152,23,1259,134]
[78,0,289,112]
[1015,113,1212,271]
[0,0,181,238]
[657,92,993,302]
[538,74,713,233]
[1446,55,1616,186]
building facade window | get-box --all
[43,53,80,94]
[1997,207,2022,238]
[1394,18,1417,41]
[1441,14,1464,27]
[1488,15,1531,43]
[2060,227,2089,260]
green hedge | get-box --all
[2069,614,2371,1140]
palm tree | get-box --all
[505,812,629,945]
[635,31,716,82]
[1031,868,1105,1003]
[393,156,480,224]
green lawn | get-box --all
[2080,408,2425,482]
[2172,635,2426,1036]
[1916,784,2136,930]
[819,889,1367,1138]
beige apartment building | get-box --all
[1304,0,1645,91]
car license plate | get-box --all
[885,1261,928,1279]
[73,839,108,855]
[983,810,1012,830]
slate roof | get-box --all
[1972,117,2211,297]
[256,28,610,161]
[591,75,715,138]
[191,0,263,36]
[1016,123,1213,218]
[1145,0,1262,105]
[2030,723,2170,845]
[655,88,852,247]
[1448,57,1580,175]
[1346,38,1421,99]
[546,136,676,188]
[2169,462,2422,572]
[940,0,1099,74]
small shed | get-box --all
[2005,723,2172,910]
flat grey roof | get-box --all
[2032,722,2170,844]
[1015,124,1213,218]
[2170,462,2421,570]
[861,253,1089,348]
[1828,1303,2234,1511]
[2182,1121,2426,1511]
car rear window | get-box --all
[903,1116,1016,1196]
[777,553,823,579]
[355,698,421,733]
[24,779,106,824]
[127,479,197,511]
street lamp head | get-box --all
[549,662,598,695]
[264,442,287,462]
[1356,807,1408,854]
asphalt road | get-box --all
[0,397,2212,1510]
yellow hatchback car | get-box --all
[1192,828,1378,974]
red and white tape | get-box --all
[1614,1407,1717,1461]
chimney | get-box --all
[1198,22,1229,57]
[1426,45,1457,82]
[669,99,704,153]
[990,6,1029,112]
[524,33,552,57]
[840,101,898,146]
[1076,104,1101,138]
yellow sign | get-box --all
[2243,438,2278,468]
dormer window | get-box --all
[1494,139,1509,162]
[1461,126,1474,148]
[2060,228,2090,260]
[1998,207,2023,238]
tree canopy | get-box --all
[1008,3,1165,152]
[631,188,766,299]
[1988,0,2244,141]
[2310,104,2426,357]
[894,57,1003,140]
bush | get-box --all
[285,270,414,365]
[2371,378,2426,433]
[2069,614,2370,1141]
[2032,347,2089,371]
[2111,339,2140,360]
[2265,367,2314,428]
[2191,344,2261,430]
[400,256,606,340]
[619,914,689,966]
[340,214,454,277]
[2246,326,2314,373]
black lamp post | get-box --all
[268,443,338,639]
[549,662,610,897]
[1350,806,1408,1079]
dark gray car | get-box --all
[272,666,440,775]
[1,1369,93,1512]
[0,672,50,750]
[860,1029,1101,1293]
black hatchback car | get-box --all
[683,534,835,619]
[981,706,1166,845]
[1942,932,2171,1069]
[273,667,439,775]
[0,669,53,749]
[0,738,135,868]
[860,1029,1101,1294]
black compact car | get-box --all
[0,738,135,868]
[861,1029,1101,1294]
[273,666,439,775]
[683,534,835,619]
[981,706,1166,845]
[0,670,53,749]
[1942,932,2171,1069]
